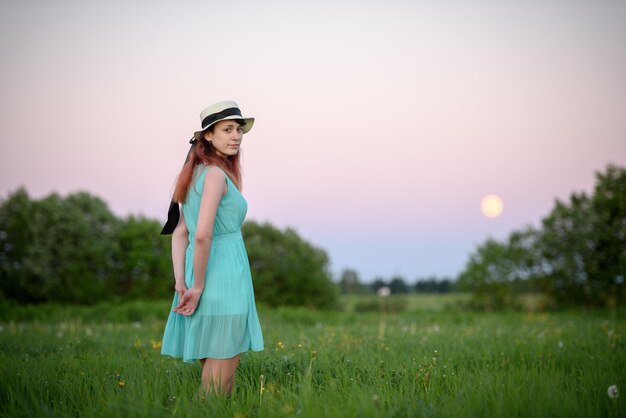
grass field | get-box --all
[0,295,624,417]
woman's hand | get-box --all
[173,287,203,316]
[175,281,188,300]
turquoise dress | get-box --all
[161,165,264,362]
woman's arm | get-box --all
[171,210,189,299]
[174,166,226,316]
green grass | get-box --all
[0,296,624,417]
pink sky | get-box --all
[1,0,625,282]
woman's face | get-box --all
[203,119,244,158]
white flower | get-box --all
[558,341,563,348]
[608,385,619,399]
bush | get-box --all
[243,221,338,309]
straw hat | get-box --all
[192,100,254,141]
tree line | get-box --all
[337,269,455,295]
[0,188,337,308]
[2,163,622,311]
[338,164,625,311]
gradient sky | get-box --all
[1,0,625,282]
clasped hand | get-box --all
[173,286,203,316]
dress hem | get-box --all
[161,347,265,363]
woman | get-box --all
[160,100,264,396]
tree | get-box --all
[538,164,626,308]
[538,193,594,306]
[370,277,387,293]
[114,216,172,299]
[388,275,408,294]
[414,277,455,293]
[338,268,362,294]
[457,227,539,310]
[0,188,39,300]
[0,189,121,303]
[242,221,338,309]
[589,164,626,307]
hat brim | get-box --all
[193,116,254,140]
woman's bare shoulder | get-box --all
[202,165,227,193]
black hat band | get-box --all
[201,107,242,130]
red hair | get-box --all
[172,133,242,204]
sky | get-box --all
[1,0,625,283]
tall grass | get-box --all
[0,297,624,417]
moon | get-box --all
[480,195,504,218]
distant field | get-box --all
[0,295,624,417]
[339,293,473,312]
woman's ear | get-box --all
[203,131,212,141]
